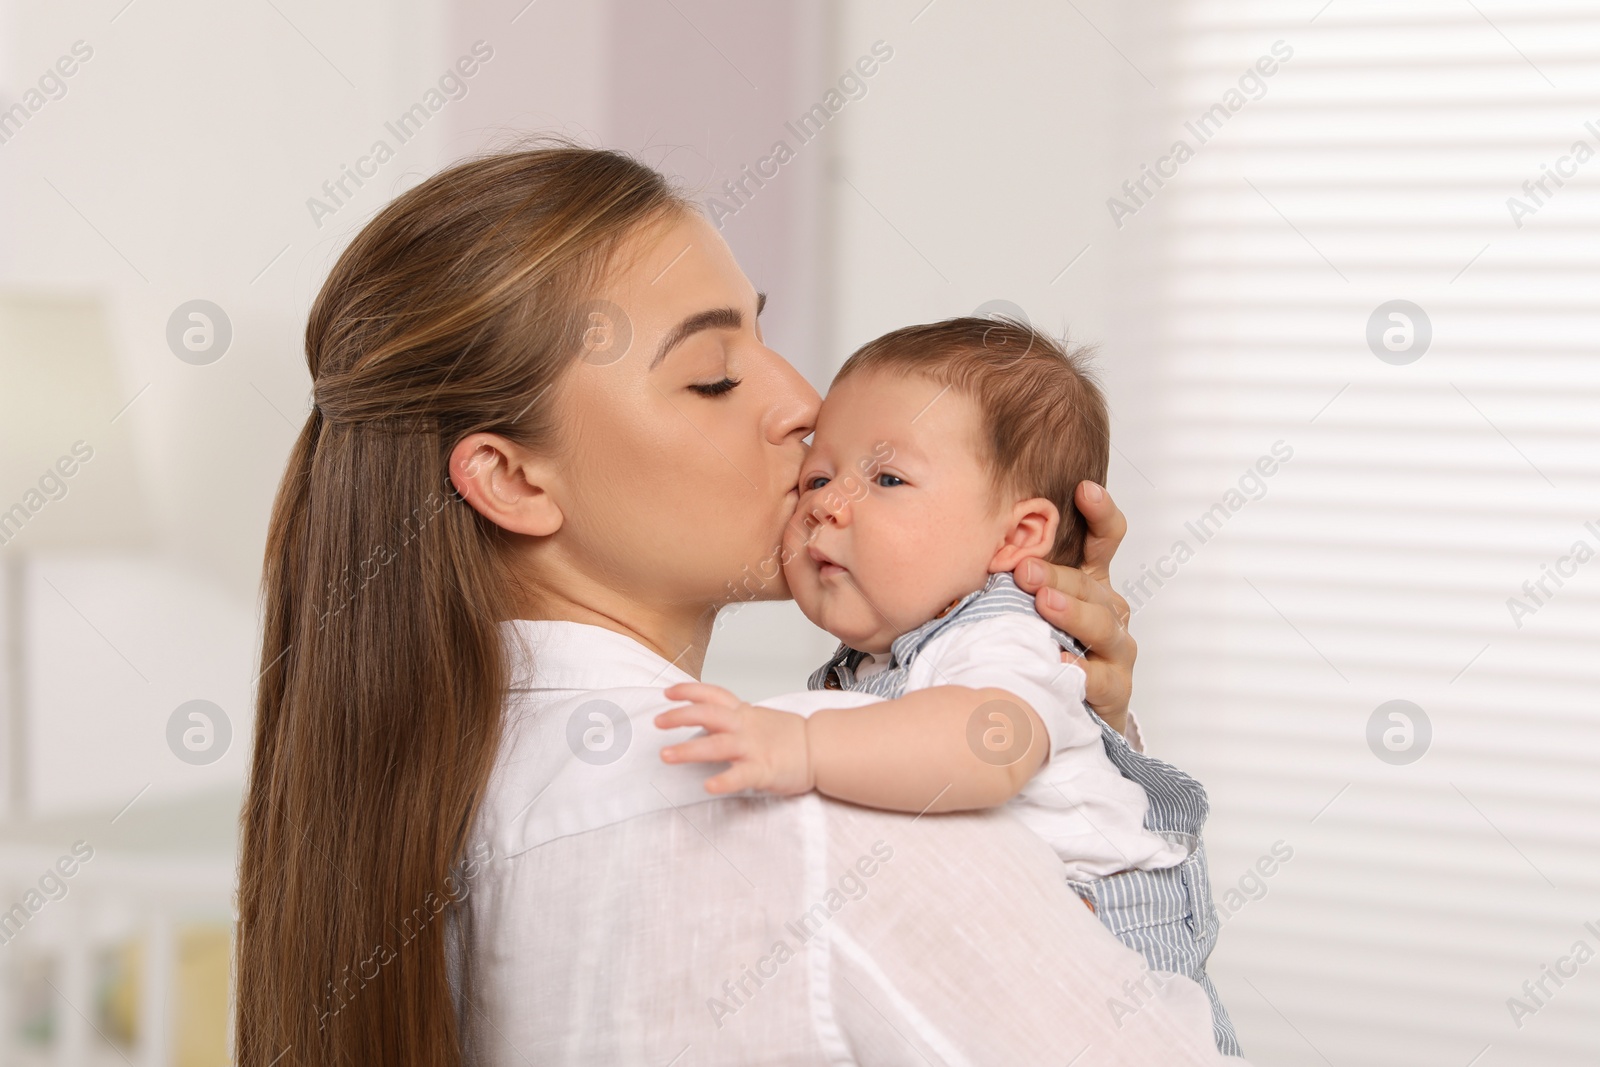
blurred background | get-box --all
[1,0,1596,1062]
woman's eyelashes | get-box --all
[687,376,742,397]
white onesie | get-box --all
[850,611,1187,881]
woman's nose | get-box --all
[760,347,821,446]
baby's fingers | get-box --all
[663,681,741,708]
[661,731,743,766]
[703,763,761,795]
[654,702,736,733]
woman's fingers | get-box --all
[1016,557,1102,606]
[1044,593,1133,704]
[1060,646,1133,733]
[1107,587,1131,628]
[1016,559,1129,628]
[1015,556,1136,734]
[1074,481,1126,586]
[1041,590,1131,656]
[1009,483,1136,734]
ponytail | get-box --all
[236,144,687,1066]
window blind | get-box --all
[1140,3,1600,1064]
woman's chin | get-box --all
[766,565,798,602]
[725,556,794,605]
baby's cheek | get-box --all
[781,554,822,616]
[830,591,889,650]
[865,557,953,632]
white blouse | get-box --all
[457,619,1244,1066]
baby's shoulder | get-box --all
[930,573,1074,649]
[912,607,1068,671]
[892,572,1086,692]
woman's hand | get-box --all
[1012,481,1136,736]
[657,682,814,796]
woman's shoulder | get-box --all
[478,679,881,862]
[478,683,703,860]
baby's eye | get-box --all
[875,473,904,488]
[804,475,831,491]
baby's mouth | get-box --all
[808,545,847,578]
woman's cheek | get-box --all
[780,521,806,566]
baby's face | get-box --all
[781,368,1014,654]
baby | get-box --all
[657,316,1238,1056]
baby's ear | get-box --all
[989,497,1060,572]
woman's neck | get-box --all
[513,578,715,680]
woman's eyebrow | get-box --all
[650,292,767,370]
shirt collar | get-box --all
[884,571,1013,665]
[813,572,1015,689]
[499,618,696,692]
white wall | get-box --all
[825,0,1165,557]
[0,0,838,811]
[0,0,513,815]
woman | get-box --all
[237,146,1229,1065]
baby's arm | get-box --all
[810,684,1051,810]
[655,682,1050,813]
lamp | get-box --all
[0,291,148,821]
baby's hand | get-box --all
[656,682,814,797]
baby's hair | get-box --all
[835,316,1109,567]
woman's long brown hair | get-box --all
[236,145,686,1066]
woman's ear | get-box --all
[989,497,1060,573]
[448,433,564,537]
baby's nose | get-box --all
[819,488,853,525]
[795,486,851,531]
